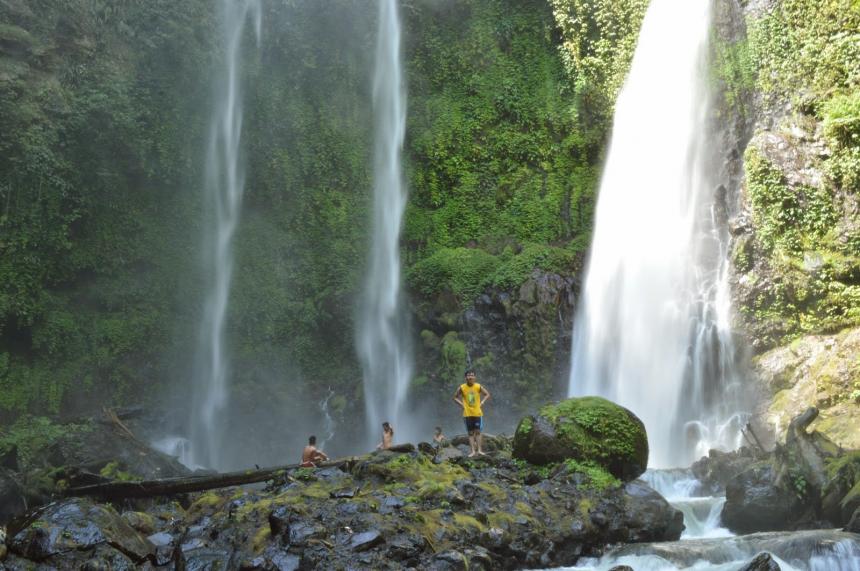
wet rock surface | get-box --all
[721,410,860,533]
[738,551,782,571]
[413,268,580,431]
[7,498,154,566]
[1,441,682,570]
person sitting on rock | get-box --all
[433,426,446,445]
[452,370,490,457]
[301,435,329,467]
[377,422,394,450]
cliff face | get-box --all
[413,268,580,433]
[723,0,860,445]
[2,0,644,458]
[2,0,854,459]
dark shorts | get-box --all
[464,416,483,433]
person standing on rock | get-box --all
[453,370,490,456]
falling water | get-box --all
[358,0,413,445]
[189,0,261,470]
[317,388,337,450]
[567,0,747,467]
[642,469,732,540]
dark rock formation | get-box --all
[845,507,860,533]
[722,408,860,533]
[738,552,782,571]
[691,447,761,495]
[512,397,648,481]
[413,269,580,430]
[7,499,154,565]
[1,443,682,570]
[723,463,804,533]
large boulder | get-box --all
[722,463,804,533]
[512,397,648,481]
[9,498,154,563]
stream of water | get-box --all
[567,0,747,468]
[554,470,860,571]
[188,0,261,470]
[358,0,414,446]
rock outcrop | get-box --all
[722,408,860,533]
[755,326,860,450]
[1,438,682,570]
[512,397,648,481]
[413,269,580,431]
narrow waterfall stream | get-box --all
[567,0,747,467]
[358,0,414,445]
[188,0,261,470]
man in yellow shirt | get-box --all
[452,370,491,457]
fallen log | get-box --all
[66,457,358,500]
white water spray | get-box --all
[189,0,261,470]
[568,0,747,467]
[358,0,413,445]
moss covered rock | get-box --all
[512,397,648,480]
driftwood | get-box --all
[66,457,357,500]
[786,406,818,444]
[741,422,766,452]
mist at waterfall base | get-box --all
[567,0,749,468]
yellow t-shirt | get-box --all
[460,383,483,417]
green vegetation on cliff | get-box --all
[735,0,860,345]
[0,0,651,428]
[0,1,216,417]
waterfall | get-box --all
[189,0,261,470]
[317,387,337,450]
[567,0,747,467]
[358,0,413,445]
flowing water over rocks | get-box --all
[556,469,860,571]
[560,530,860,571]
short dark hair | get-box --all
[464,370,475,377]
[309,435,316,445]
[382,421,390,429]
[435,426,442,432]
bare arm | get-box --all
[452,386,463,407]
[480,385,490,405]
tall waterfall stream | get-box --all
[560,0,859,568]
[358,0,414,445]
[567,0,746,468]
[188,0,261,470]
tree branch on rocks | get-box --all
[65,457,360,500]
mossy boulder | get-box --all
[512,397,648,480]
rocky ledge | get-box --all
[692,407,860,535]
[1,398,683,570]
